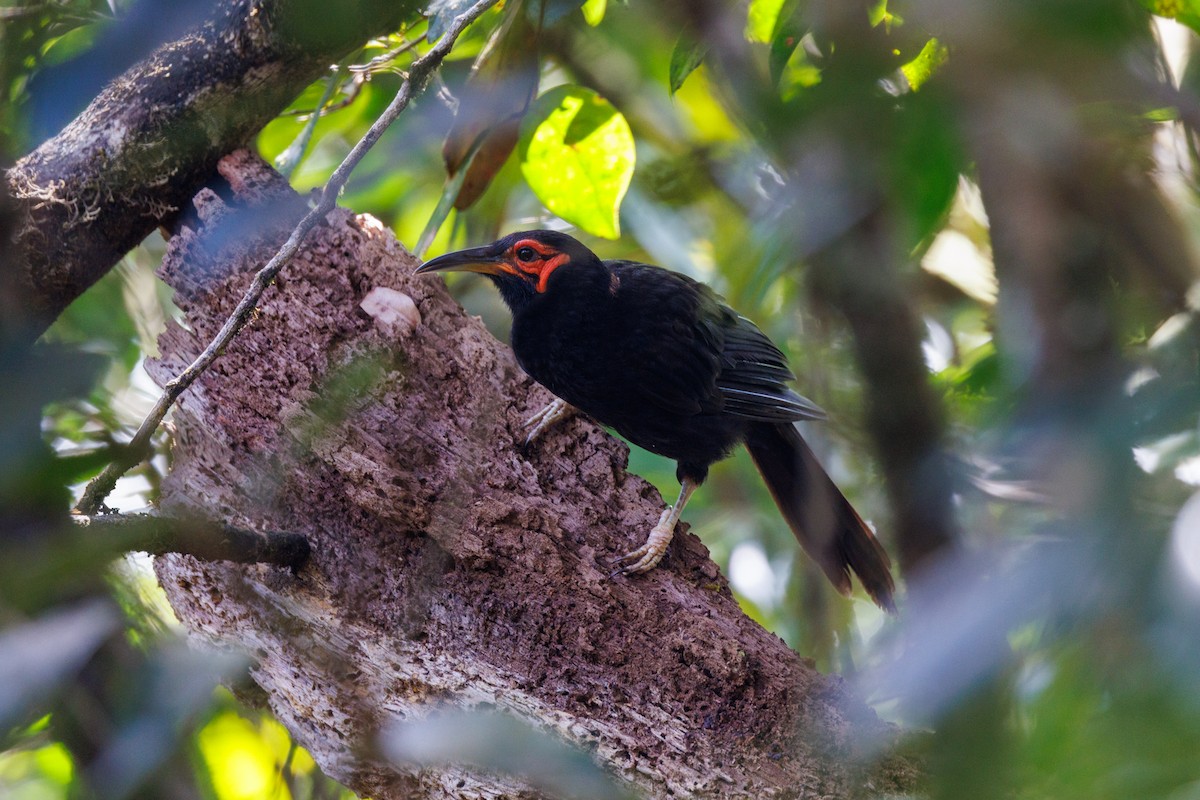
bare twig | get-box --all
[280,72,366,118]
[73,513,311,571]
[349,33,429,74]
[75,0,500,516]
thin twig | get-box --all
[75,0,501,516]
[349,32,429,74]
[73,513,312,571]
[280,72,366,118]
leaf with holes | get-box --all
[519,86,634,239]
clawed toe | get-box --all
[609,510,674,577]
[522,398,578,448]
[609,550,658,577]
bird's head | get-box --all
[415,230,602,310]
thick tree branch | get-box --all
[72,513,310,570]
[149,152,918,799]
[75,0,500,516]
[4,0,416,344]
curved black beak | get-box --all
[415,244,508,277]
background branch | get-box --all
[3,0,417,344]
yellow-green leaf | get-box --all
[746,0,788,43]
[1144,0,1183,17]
[900,37,948,92]
[1139,0,1200,33]
[582,0,606,26]
[519,86,635,239]
[868,0,903,30]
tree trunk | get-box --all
[149,151,917,799]
[3,0,411,343]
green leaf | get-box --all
[885,92,963,248]
[669,34,708,95]
[1143,106,1179,122]
[900,37,949,92]
[774,32,822,100]
[868,0,903,30]
[581,0,606,25]
[746,0,787,43]
[518,86,635,239]
[1139,0,1200,30]
[768,11,806,87]
[40,23,106,68]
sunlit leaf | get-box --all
[1139,0,1200,33]
[868,0,903,29]
[768,9,808,87]
[671,69,741,142]
[40,23,106,68]
[581,0,606,26]
[669,34,708,95]
[0,741,75,798]
[1143,106,1179,122]
[775,36,823,101]
[518,85,635,238]
[34,742,73,785]
[901,37,949,92]
[746,0,787,43]
[198,711,291,800]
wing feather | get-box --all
[608,262,824,423]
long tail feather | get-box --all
[744,422,896,612]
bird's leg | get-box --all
[523,397,578,447]
[612,478,698,575]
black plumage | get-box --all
[417,230,895,611]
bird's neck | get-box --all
[490,274,537,313]
[492,257,611,315]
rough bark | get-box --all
[3,0,413,343]
[149,151,916,799]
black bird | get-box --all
[416,230,896,611]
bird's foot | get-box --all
[610,510,676,576]
[523,398,578,448]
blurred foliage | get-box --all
[0,0,113,154]
[4,0,1200,798]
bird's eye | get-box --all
[516,246,537,262]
